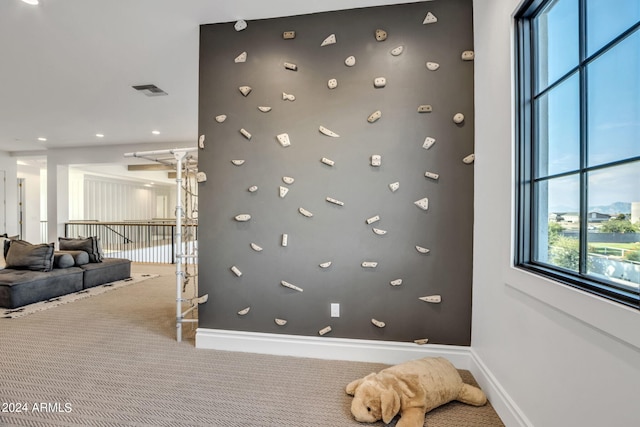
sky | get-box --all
[535,0,640,213]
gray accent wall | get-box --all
[198,0,474,345]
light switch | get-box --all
[331,303,340,318]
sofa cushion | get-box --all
[5,240,55,272]
[53,253,75,269]
[55,250,89,266]
[0,267,84,309]
[80,258,131,289]
[59,237,103,263]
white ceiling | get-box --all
[0,0,425,154]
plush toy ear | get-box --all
[380,388,400,424]
[346,373,375,395]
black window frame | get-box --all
[514,0,640,309]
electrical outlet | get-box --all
[331,303,340,318]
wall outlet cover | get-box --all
[331,303,340,317]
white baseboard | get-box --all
[469,348,533,427]
[196,328,472,367]
[196,328,529,427]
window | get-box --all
[515,0,640,309]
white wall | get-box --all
[0,151,18,236]
[17,164,42,243]
[471,1,640,426]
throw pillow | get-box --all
[58,237,103,263]
[56,250,89,266]
[0,237,8,270]
[5,240,55,272]
[53,252,75,269]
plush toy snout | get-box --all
[346,375,401,424]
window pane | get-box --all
[536,0,579,91]
[534,174,580,271]
[587,30,640,167]
[536,73,580,177]
[587,161,640,289]
[587,0,640,55]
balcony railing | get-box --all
[64,221,197,264]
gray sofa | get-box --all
[0,238,131,309]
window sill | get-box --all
[504,267,640,350]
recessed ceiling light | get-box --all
[21,0,39,5]
[96,133,104,138]
[152,130,160,135]
[37,137,47,141]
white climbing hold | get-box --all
[422,137,436,150]
[418,105,433,113]
[234,51,247,63]
[419,295,441,303]
[423,12,437,24]
[277,133,291,147]
[373,228,387,236]
[414,338,429,345]
[234,214,251,222]
[414,198,429,211]
[453,113,465,124]
[196,172,207,183]
[326,197,344,206]
[416,245,431,254]
[298,207,313,218]
[238,307,250,315]
[234,20,247,31]
[248,185,258,192]
[281,234,288,247]
[371,318,386,328]
[390,279,402,286]
[258,106,272,113]
[284,62,298,71]
[279,186,289,198]
[239,86,252,96]
[345,55,356,67]
[321,157,335,166]
[215,115,227,123]
[275,318,287,326]
[370,155,382,167]
[283,31,296,39]
[375,29,388,41]
[426,62,440,71]
[319,261,332,268]
[362,261,378,268]
[390,45,404,56]
[282,92,296,101]
[281,280,303,292]
[321,33,336,46]
[328,78,338,89]
[461,50,475,61]
[230,265,242,277]
[318,326,332,336]
[231,159,245,166]
[367,110,382,123]
[198,134,205,149]
[463,153,475,164]
[373,77,386,88]
[366,215,380,225]
[240,128,252,140]
[282,176,294,185]
[424,171,439,180]
[250,243,263,252]
[319,126,340,138]
[389,182,400,192]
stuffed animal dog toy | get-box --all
[346,357,487,426]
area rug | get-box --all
[1,273,158,319]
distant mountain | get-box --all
[551,202,631,215]
[587,202,631,215]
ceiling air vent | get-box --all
[132,84,168,96]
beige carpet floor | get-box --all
[0,263,504,427]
